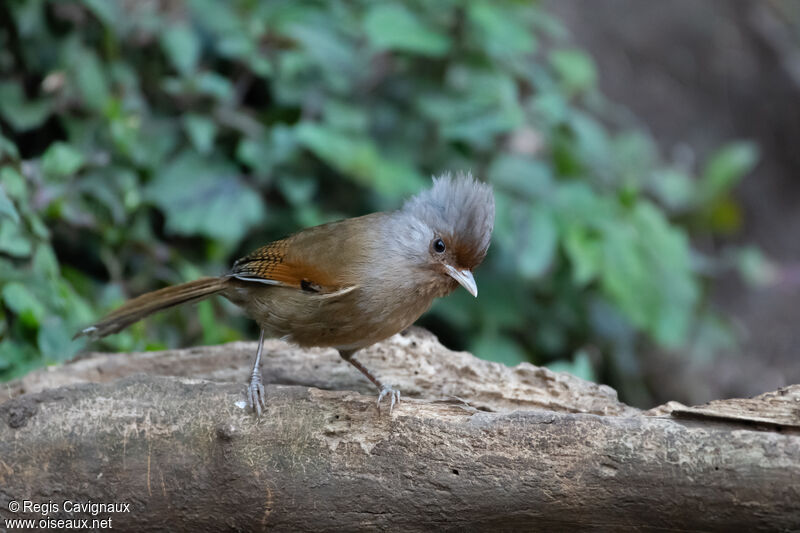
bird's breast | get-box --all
[224,280,440,351]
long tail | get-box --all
[74,277,228,339]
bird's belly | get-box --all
[225,284,435,350]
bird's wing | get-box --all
[228,217,374,293]
[228,239,339,293]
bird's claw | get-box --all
[377,385,401,414]
[247,376,266,417]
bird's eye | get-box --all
[432,238,446,254]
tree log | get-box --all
[1,328,798,531]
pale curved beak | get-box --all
[444,265,478,297]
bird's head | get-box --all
[398,173,495,297]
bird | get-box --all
[75,173,495,415]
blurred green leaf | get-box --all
[3,282,45,326]
[187,0,241,35]
[0,340,34,373]
[10,0,46,37]
[468,2,535,56]
[0,167,26,201]
[32,244,59,278]
[81,0,119,26]
[686,312,737,362]
[128,119,180,171]
[708,196,742,234]
[0,223,32,257]
[0,81,52,131]
[161,24,202,76]
[547,349,596,381]
[470,332,528,367]
[288,24,360,91]
[277,176,317,206]
[0,341,12,371]
[601,202,698,347]
[324,100,369,133]
[488,155,552,198]
[418,69,524,146]
[295,123,424,197]
[549,49,597,95]
[0,186,20,223]
[532,91,570,125]
[732,246,778,287]
[563,225,602,286]
[518,206,557,279]
[553,182,612,227]
[648,168,694,212]
[612,131,657,184]
[236,125,297,177]
[364,4,451,56]
[72,49,111,111]
[144,151,265,242]
[0,134,20,160]
[183,114,217,155]
[41,142,85,179]
[700,141,759,202]
[569,111,611,169]
[37,317,77,362]
[195,72,234,102]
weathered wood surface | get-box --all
[1,328,798,532]
[4,329,635,416]
[670,385,800,429]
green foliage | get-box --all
[143,152,265,241]
[0,0,760,403]
[364,4,451,56]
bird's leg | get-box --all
[246,329,267,416]
[339,349,400,413]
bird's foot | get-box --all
[377,385,401,414]
[246,375,266,416]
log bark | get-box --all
[1,328,798,532]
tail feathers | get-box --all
[75,277,228,340]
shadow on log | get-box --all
[1,328,798,531]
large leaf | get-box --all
[41,142,85,180]
[236,125,297,178]
[600,202,698,347]
[494,191,557,280]
[0,224,31,257]
[549,48,597,94]
[0,82,52,131]
[488,155,552,199]
[81,0,119,26]
[161,23,202,76]
[3,282,45,326]
[518,206,557,279]
[182,114,217,155]
[563,224,602,286]
[37,317,77,362]
[144,152,265,242]
[468,2,536,57]
[418,69,524,146]
[72,49,111,111]
[364,4,451,57]
[288,24,361,92]
[0,186,20,223]
[295,123,424,197]
[0,167,26,202]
